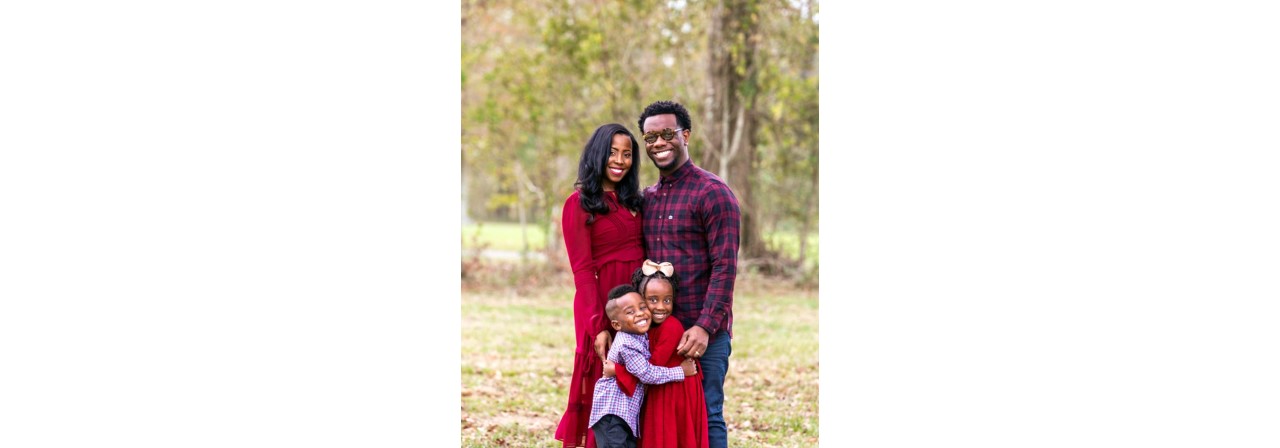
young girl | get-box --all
[607,260,709,448]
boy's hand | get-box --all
[603,360,616,378]
[681,358,697,377]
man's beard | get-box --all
[651,146,682,170]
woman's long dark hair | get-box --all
[574,123,643,223]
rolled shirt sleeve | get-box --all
[696,182,740,336]
[617,339,685,385]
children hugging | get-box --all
[589,282,699,448]
[598,262,709,448]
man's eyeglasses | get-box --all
[642,128,684,144]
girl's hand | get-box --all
[602,360,616,377]
[681,358,698,377]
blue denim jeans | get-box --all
[701,332,732,448]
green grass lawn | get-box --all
[463,221,549,253]
[461,277,818,447]
[462,221,818,268]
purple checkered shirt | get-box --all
[642,160,741,337]
[588,331,685,437]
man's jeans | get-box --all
[701,332,732,448]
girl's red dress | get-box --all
[617,317,709,448]
[554,190,645,448]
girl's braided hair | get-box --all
[630,265,680,298]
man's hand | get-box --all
[681,358,698,377]
[594,330,612,362]
[602,360,616,377]
[676,325,710,359]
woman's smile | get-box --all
[603,133,633,187]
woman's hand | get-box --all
[602,360,616,377]
[594,330,612,362]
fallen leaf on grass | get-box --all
[464,385,500,397]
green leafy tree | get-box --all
[463,0,818,273]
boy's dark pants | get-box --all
[590,414,636,448]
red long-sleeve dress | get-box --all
[615,317,709,448]
[554,190,645,448]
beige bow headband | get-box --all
[641,259,674,277]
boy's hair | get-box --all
[604,284,638,321]
[631,266,680,299]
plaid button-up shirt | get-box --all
[588,331,686,437]
[642,161,741,337]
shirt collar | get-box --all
[659,159,695,184]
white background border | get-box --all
[834,0,1280,446]
[3,0,1278,446]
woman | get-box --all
[554,123,646,448]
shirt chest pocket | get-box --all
[663,208,702,236]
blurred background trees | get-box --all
[462,0,819,280]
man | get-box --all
[637,100,740,448]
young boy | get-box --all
[589,284,697,448]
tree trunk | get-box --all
[796,0,819,269]
[701,0,764,258]
[798,156,818,268]
[514,161,530,259]
[462,142,472,226]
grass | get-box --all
[461,272,818,447]
[462,220,818,268]
[463,221,549,253]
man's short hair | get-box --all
[638,100,692,132]
[604,284,638,321]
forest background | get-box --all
[462,0,820,446]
